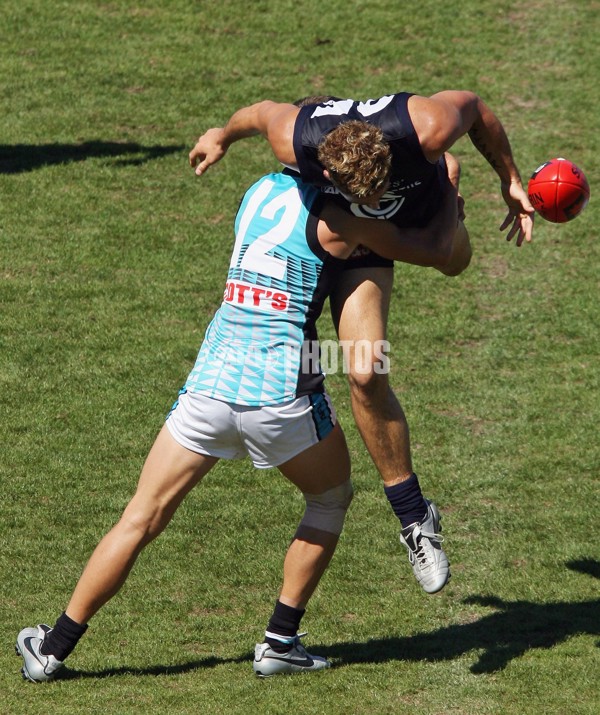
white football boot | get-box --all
[16,624,64,682]
[400,500,450,594]
[253,633,330,677]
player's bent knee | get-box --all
[439,244,472,276]
[347,364,389,399]
[299,480,354,536]
[344,342,390,385]
[437,221,472,276]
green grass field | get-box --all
[1,1,598,713]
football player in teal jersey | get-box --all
[16,169,459,682]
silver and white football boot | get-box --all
[400,500,450,594]
[253,633,330,677]
[15,624,64,683]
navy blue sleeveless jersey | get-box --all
[292,93,447,228]
[184,170,345,406]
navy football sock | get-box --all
[40,612,88,661]
[265,600,305,654]
[384,473,428,529]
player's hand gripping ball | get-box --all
[528,158,590,223]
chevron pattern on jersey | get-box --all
[184,172,326,406]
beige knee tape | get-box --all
[299,480,353,535]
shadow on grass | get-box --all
[323,558,600,674]
[61,654,249,680]
[56,559,600,680]
[0,141,185,173]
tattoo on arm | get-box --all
[468,125,500,171]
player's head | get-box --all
[317,120,392,205]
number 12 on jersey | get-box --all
[229,179,303,281]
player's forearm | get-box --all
[468,99,523,185]
[220,102,268,148]
[365,214,456,267]
[378,180,459,265]
[190,102,279,175]
[388,233,453,267]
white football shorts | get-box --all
[165,389,337,469]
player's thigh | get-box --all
[277,422,350,494]
[130,424,218,512]
[330,267,393,380]
[330,266,393,344]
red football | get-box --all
[527,158,590,223]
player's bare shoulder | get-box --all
[408,91,477,160]
[406,94,449,160]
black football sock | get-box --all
[384,473,428,529]
[265,600,305,654]
[40,611,88,661]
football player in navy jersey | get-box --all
[16,169,459,682]
[189,90,535,595]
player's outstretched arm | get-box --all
[189,101,299,176]
[414,90,535,245]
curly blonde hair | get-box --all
[317,120,391,199]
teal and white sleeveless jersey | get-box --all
[184,171,344,406]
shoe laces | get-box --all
[408,526,444,567]
[292,632,309,654]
